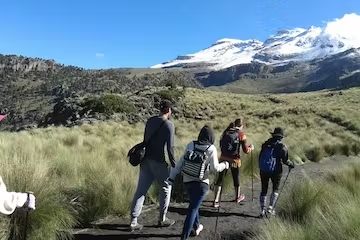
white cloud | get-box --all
[95,53,105,58]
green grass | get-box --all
[0,87,359,239]
[251,161,360,240]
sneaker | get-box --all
[213,201,220,208]
[158,217,175,227]
[130,222,143,231]
[195,224,203,236]
[259,209,266,218]
[267,206,276,216]
[236,194,245,203]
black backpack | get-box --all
[127,120,165,167]
[181,142,212,180]
[220,129,240,157]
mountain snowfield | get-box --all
[151,13,360,70]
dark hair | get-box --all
[159,100,172,114]
[226,122,235,130]
[234,118,243,127]
[222,122,235,137]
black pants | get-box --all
[215,166,240,187]
[260,170,282,196]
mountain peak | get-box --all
[151,13,360,70]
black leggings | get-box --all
[260,170,282,196]
[215,167,240,187]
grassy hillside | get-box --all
[1,52,360,131]
[0,87,359,240]
[0,54,202,130]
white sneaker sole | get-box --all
[195,224,203,236]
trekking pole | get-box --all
[251,151,254,202]
[215,168,228,235]
[272,169,291,211]
[23,191,33,240]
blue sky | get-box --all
[0,0,359,69]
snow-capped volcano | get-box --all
[151,13,360,70]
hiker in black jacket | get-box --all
[258,127,295,217]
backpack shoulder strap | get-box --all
[144,120,166,145]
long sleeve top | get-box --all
[0,176,28,215]
[143,116,176,167]
[169,141,228,185]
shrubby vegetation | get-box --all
[252,161,360,240]
[81,94,136,115]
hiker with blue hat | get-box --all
[258,127,295,217]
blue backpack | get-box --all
[259,141,282,172]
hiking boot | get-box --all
[158,217,175,227]
[130,222,143,231]
[267,206,276,216]
[236,194,245,203]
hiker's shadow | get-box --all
[168,206,258,219]
[84,224,182,239]
[75,230,181,240]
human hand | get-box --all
[165,178,174,186]
[288,161,295,169]
[224,161,230,170]
[26,193,36,210]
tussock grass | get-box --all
[252,161,360,240]
[0,87,359,239]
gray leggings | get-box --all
[130,158,172,221]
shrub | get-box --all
[323,144,339,156]
[155,88,185,103]
[352,142,360,155]
[81,94,135,115]
[339,144,351,156]
[304,146,325,162]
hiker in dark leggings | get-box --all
[213,119,254,207]
[166,125,229,240]
[258,127,295,217]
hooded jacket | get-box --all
[169,125,228,185]
[0,176,28,215]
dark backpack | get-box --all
[258,141,282,172]
[127,120,165,167]
[220,129,240,157]
[181,142,211,180]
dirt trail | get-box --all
[72,155,359,240]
